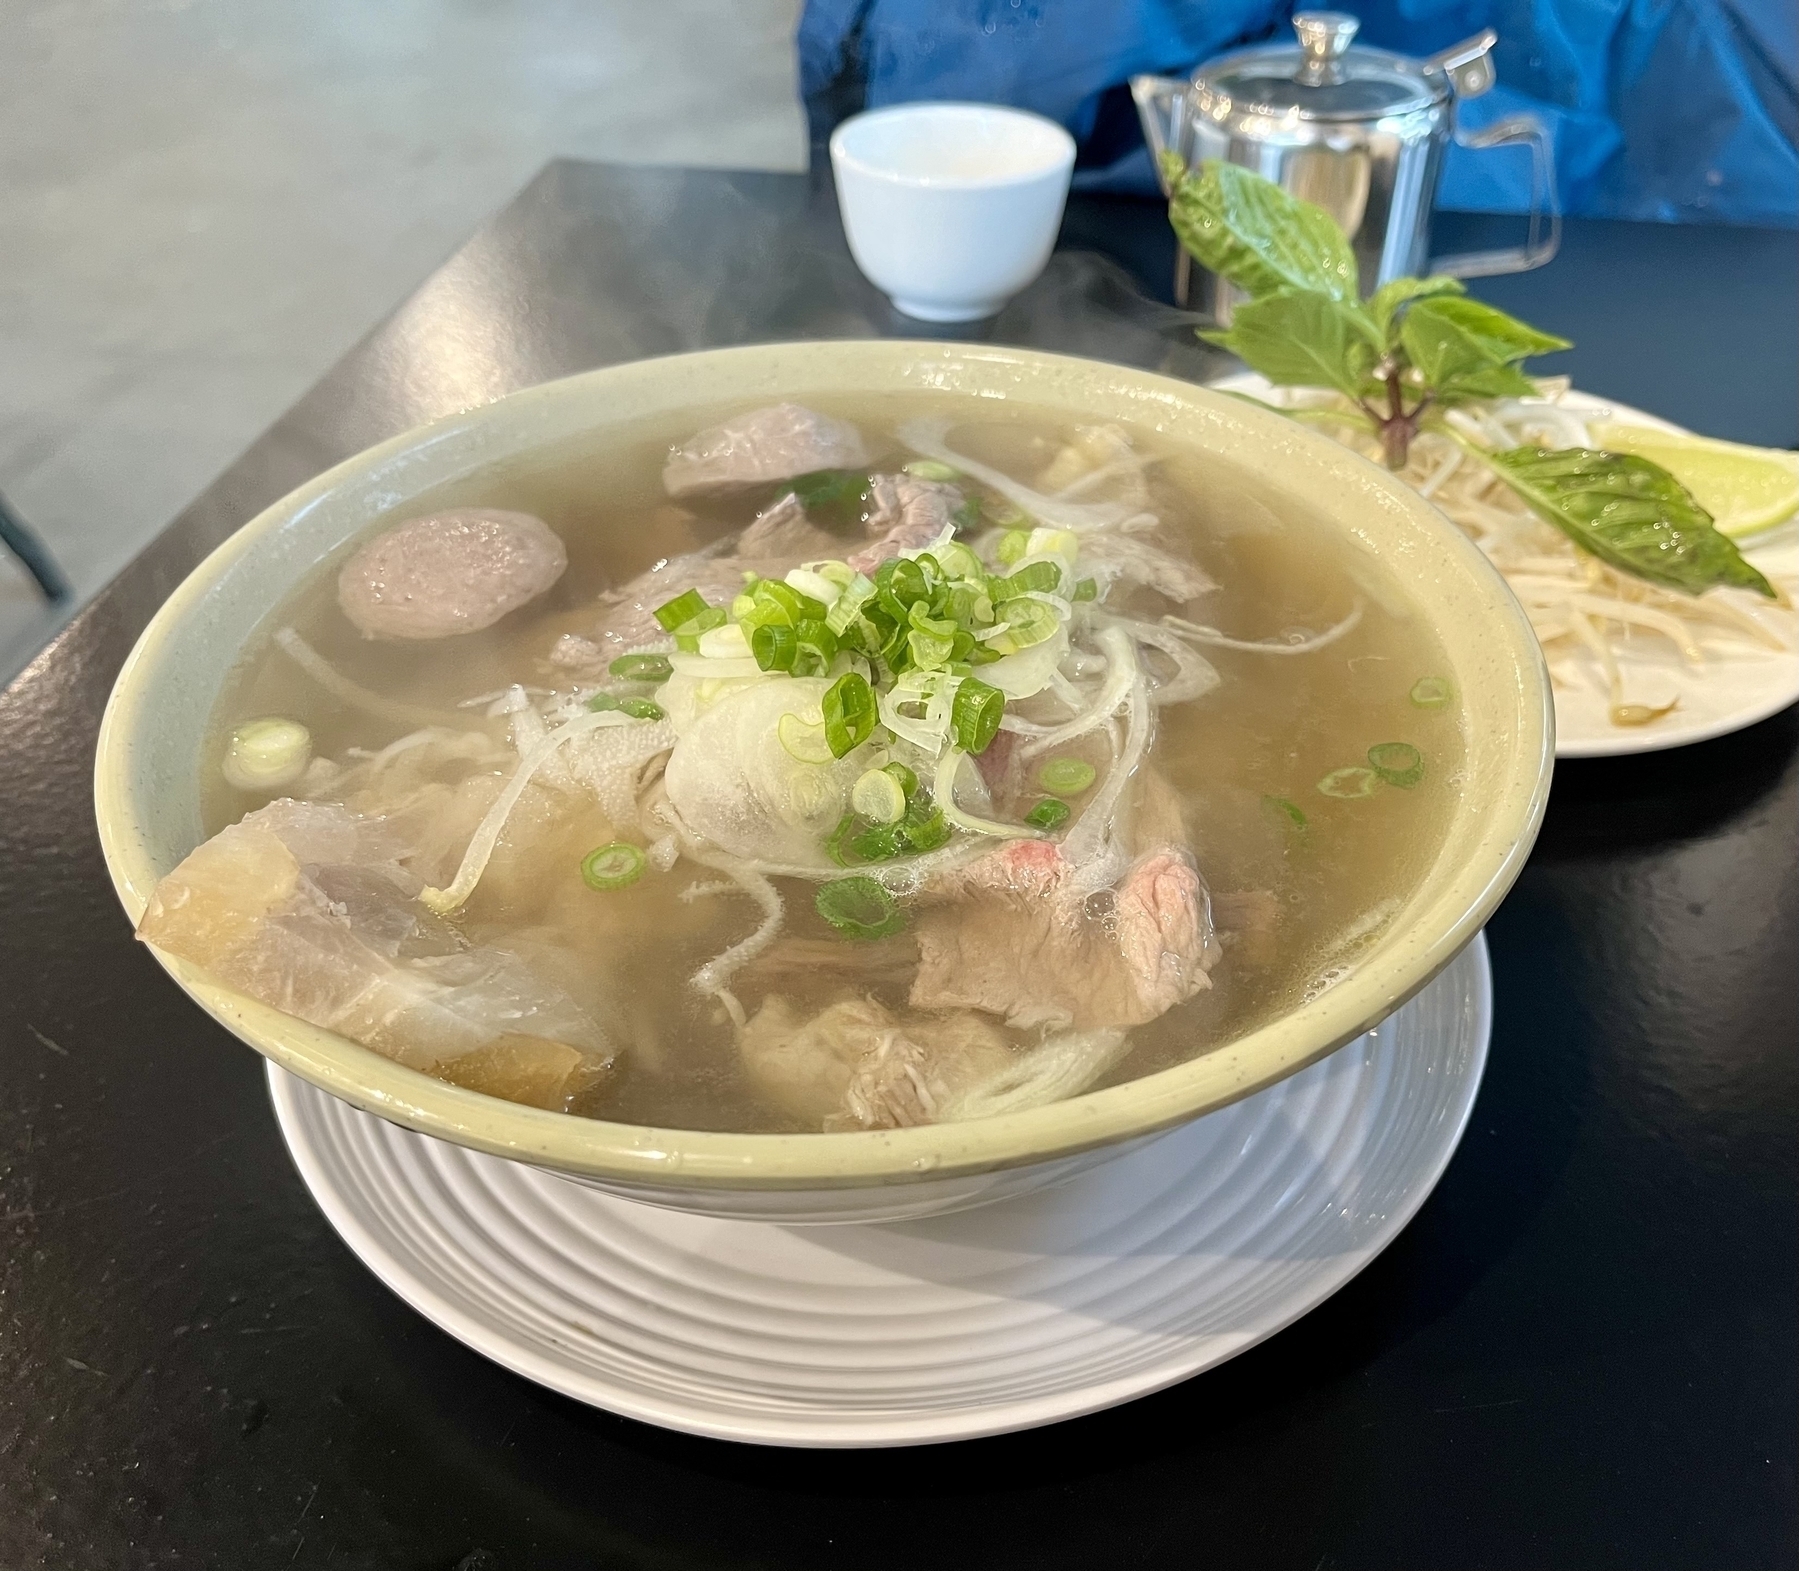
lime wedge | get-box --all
[1590,421,1799,539]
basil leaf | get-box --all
[787,469,868,509]
[1490,447,1777,599]
[1204,289,1381,397]
[1366,275,1464,342]
[1400,299,1540,402]
[1437,361,1541,400]
[1169,160,1360,304]
[1420,297,1571,362]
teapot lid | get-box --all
[1192,13,1456,124]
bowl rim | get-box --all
[829,102,1078,191]
[95,339,1553,1191]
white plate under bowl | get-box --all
[270,937,1491,1447]
[1212,374,1799,757]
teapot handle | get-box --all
[1129,75,1195,195]
[1428,113,1562,278]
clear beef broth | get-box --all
[198,394,1462,1132]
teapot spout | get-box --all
[1130,75,1196,194]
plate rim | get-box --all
[269,936,1492,1448]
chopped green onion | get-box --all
[907,600,955,635]
[998,597,1061,648]
[825,573,876,635]
[672,605,727,651]
[851,768,906,825]
[815,876,907,940]
[222,717,312,793]
[792,618,839,676]
[850,822,903,862]
[696,620,749,659]
[1037,757,1096,795]
[951,498,981,532]
[936,540,985,580]
[1263,795,1308,830]
[608,653,672,683]
[653,588,710,633]
[903,458,960,482]
[1028,527,1080,563]
[757,579,826,623]
[751,622,798,672]
[1410,676,1453,709]
[778,712,835,764]
[821,672,877,758]
[1317,767,1380,799]
[581,842,646,890]
[883,761,919,799]
[897,803,952,852]
[992,560,1062,600]
[951,677,1005,754]
[1368,742,1424,788]
[877,558,929,609]
[1071,577,1098,602]
[996,529,1030,565]
[784,567,840,606]
[1025,797,1071,831]
[593,691,668,719]
[907,626,957,670]
[825,813,860,867]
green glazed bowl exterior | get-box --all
[95,341,1552,1210]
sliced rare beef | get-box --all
[581,494,852,659]
[662,404,870,497]
[1079,531,1217,605]
[337,509,567,640]
[729,491,843,563]
[847,473,962,574]
[908,838,1217,1031]
[585,550,750,657]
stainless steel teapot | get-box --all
[1133,12,1559,321]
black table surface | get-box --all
[2,163,1794,1570]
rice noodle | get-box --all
[417,708,642,913]
[1094,617,1221,705]
[1160,601,1363,655]
[896,417,1139,532]
[682,850,785,1028]
[938,1028,1132,1121]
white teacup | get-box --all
[831,102,1077,322]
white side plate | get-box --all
[271,937,1492,1447]
[1212,374,1799,757]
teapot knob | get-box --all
[1293,11,1360,87]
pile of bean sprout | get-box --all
[1250,382,1797,727]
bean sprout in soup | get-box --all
[139,395,1463,1132]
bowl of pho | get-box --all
[96,341,1551,1223]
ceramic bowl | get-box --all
[831,103,1075,322]
[95,340,1552,1224]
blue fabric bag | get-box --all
[799,0,1797,224]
